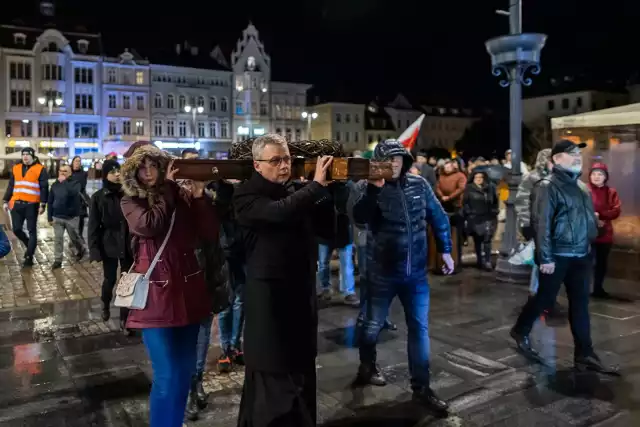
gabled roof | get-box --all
[144,41,230,71]
[365,102,396,131]
[0,23,103,56]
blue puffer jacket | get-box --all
[0,228,10,258]
[349,140,452,282]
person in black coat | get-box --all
[233,134,334,427]
[70,156,89,238]
[88,160,133,334]
[463,170,498,270]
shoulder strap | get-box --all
[143,211,176,280]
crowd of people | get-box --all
[0,135,624,425]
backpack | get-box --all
[0,228,11,259]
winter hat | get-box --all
[21,147,35,158]
[590,162,609,182]
[123,141,152,159]
[102,159,121,179]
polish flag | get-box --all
[398,114,425,151]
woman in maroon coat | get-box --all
[588,162,621,298]
[120,144,218,427]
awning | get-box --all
[551,103,640,129]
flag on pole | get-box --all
[398,114,425,151]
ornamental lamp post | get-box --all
[37,91,63,154]
[485,0,546,283]
[184,104,205,145]
[301,111,318,140]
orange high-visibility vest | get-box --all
[9,163,44,208]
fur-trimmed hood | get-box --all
[120,144,170,203]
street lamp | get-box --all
[184,104,205,145]
[485,0,546,282]
[301,111,318,139]
[37,91,64,153]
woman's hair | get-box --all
[121,144,169,204]
[71,156,82,170]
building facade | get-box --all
[308,103,367,152]
[1,7,312,158]
[420,106,478,151]
[0,25,104,157]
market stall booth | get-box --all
[552,104,640,279]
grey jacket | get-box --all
[515,149,551,229]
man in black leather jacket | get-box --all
[349,140,454,412]
[510,140,614,373]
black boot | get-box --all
[194,377,208,409]
[413,387,449,412]
[510,327,545,364]
[482,242,493,271]
[356,363,387,386]
[575,353,620,376]
[101,306,110,322]
[185,389,200,421]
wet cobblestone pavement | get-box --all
[2,183,640,426]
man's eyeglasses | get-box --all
[256,156,292,167]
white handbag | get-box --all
[114,212,176,310]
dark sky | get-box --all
[6,0,640,108]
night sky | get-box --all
[5,0,640,108]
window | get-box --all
[354,114,360,124]
[209,97,217,112]
[221,97,228,112]
[295,128,301,141]
[336,131,341,141]
[354,132,359,143]
[75,94,94,110]
[74,123,97,138]
[209,121,218,138]
[220,121,229,138]
[285,105,292,119]
[5,120,33,137]
[42,64,64,81]
[397,119,401,129]
[154,93,162,108]
[136,95,145,110]
[345,113,351,124]
[336,113,342,123]
[136,71,144,85]
[38,121,69,138]
[179,121,187,137]
[286,128,292,141]
[178,95,186,111]
[10,90,31,107]
[109,121,117,135]
[275,105,282,118]
[547,100,555,111]
[198,122,205,138]
[74,68,93,84]
[123,120,131,135]
[167,120,175,136]
[561,98,569,109]
[276,128,282,135]
[197,96,205,108]
[123,95,131,109]
[135,121,144,135]
[167,94,175,109]
[235,101,244,115]
[9,62,31,80]
[576,96,583,108]
[154,120,162,136]
[107,68,117,83]
[260,102,268,116]
[108,94,116,109]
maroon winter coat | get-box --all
[588,162,621,244]
[120,145,217,329]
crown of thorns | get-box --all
[229,138,345,160]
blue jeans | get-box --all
[195,315,214,379]
[359,277,431,390]
[219,258,245,351]
[142,324,200,427]
[317,243,355,295]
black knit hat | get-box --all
[102,159,121,178]
[21,147,35,157]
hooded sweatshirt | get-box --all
[588,162,621,244]
[515,148,551,229]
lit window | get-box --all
[235,101,244,115]
[136,71,144,85]
[135,121,144,135]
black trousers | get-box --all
[592,242,612,294]
[513,255,594,358]
[78,216,86,239]
[238,364,316,427]
[471,234,492,267]
[101,256,132,321]
[10,202,39,259]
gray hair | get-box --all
[251,134,288,159]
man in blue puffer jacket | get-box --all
[349,139,454,412]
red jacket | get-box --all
[588,163,621,244]
[121,180,218,328]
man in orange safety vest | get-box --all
[2,147,49,267]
